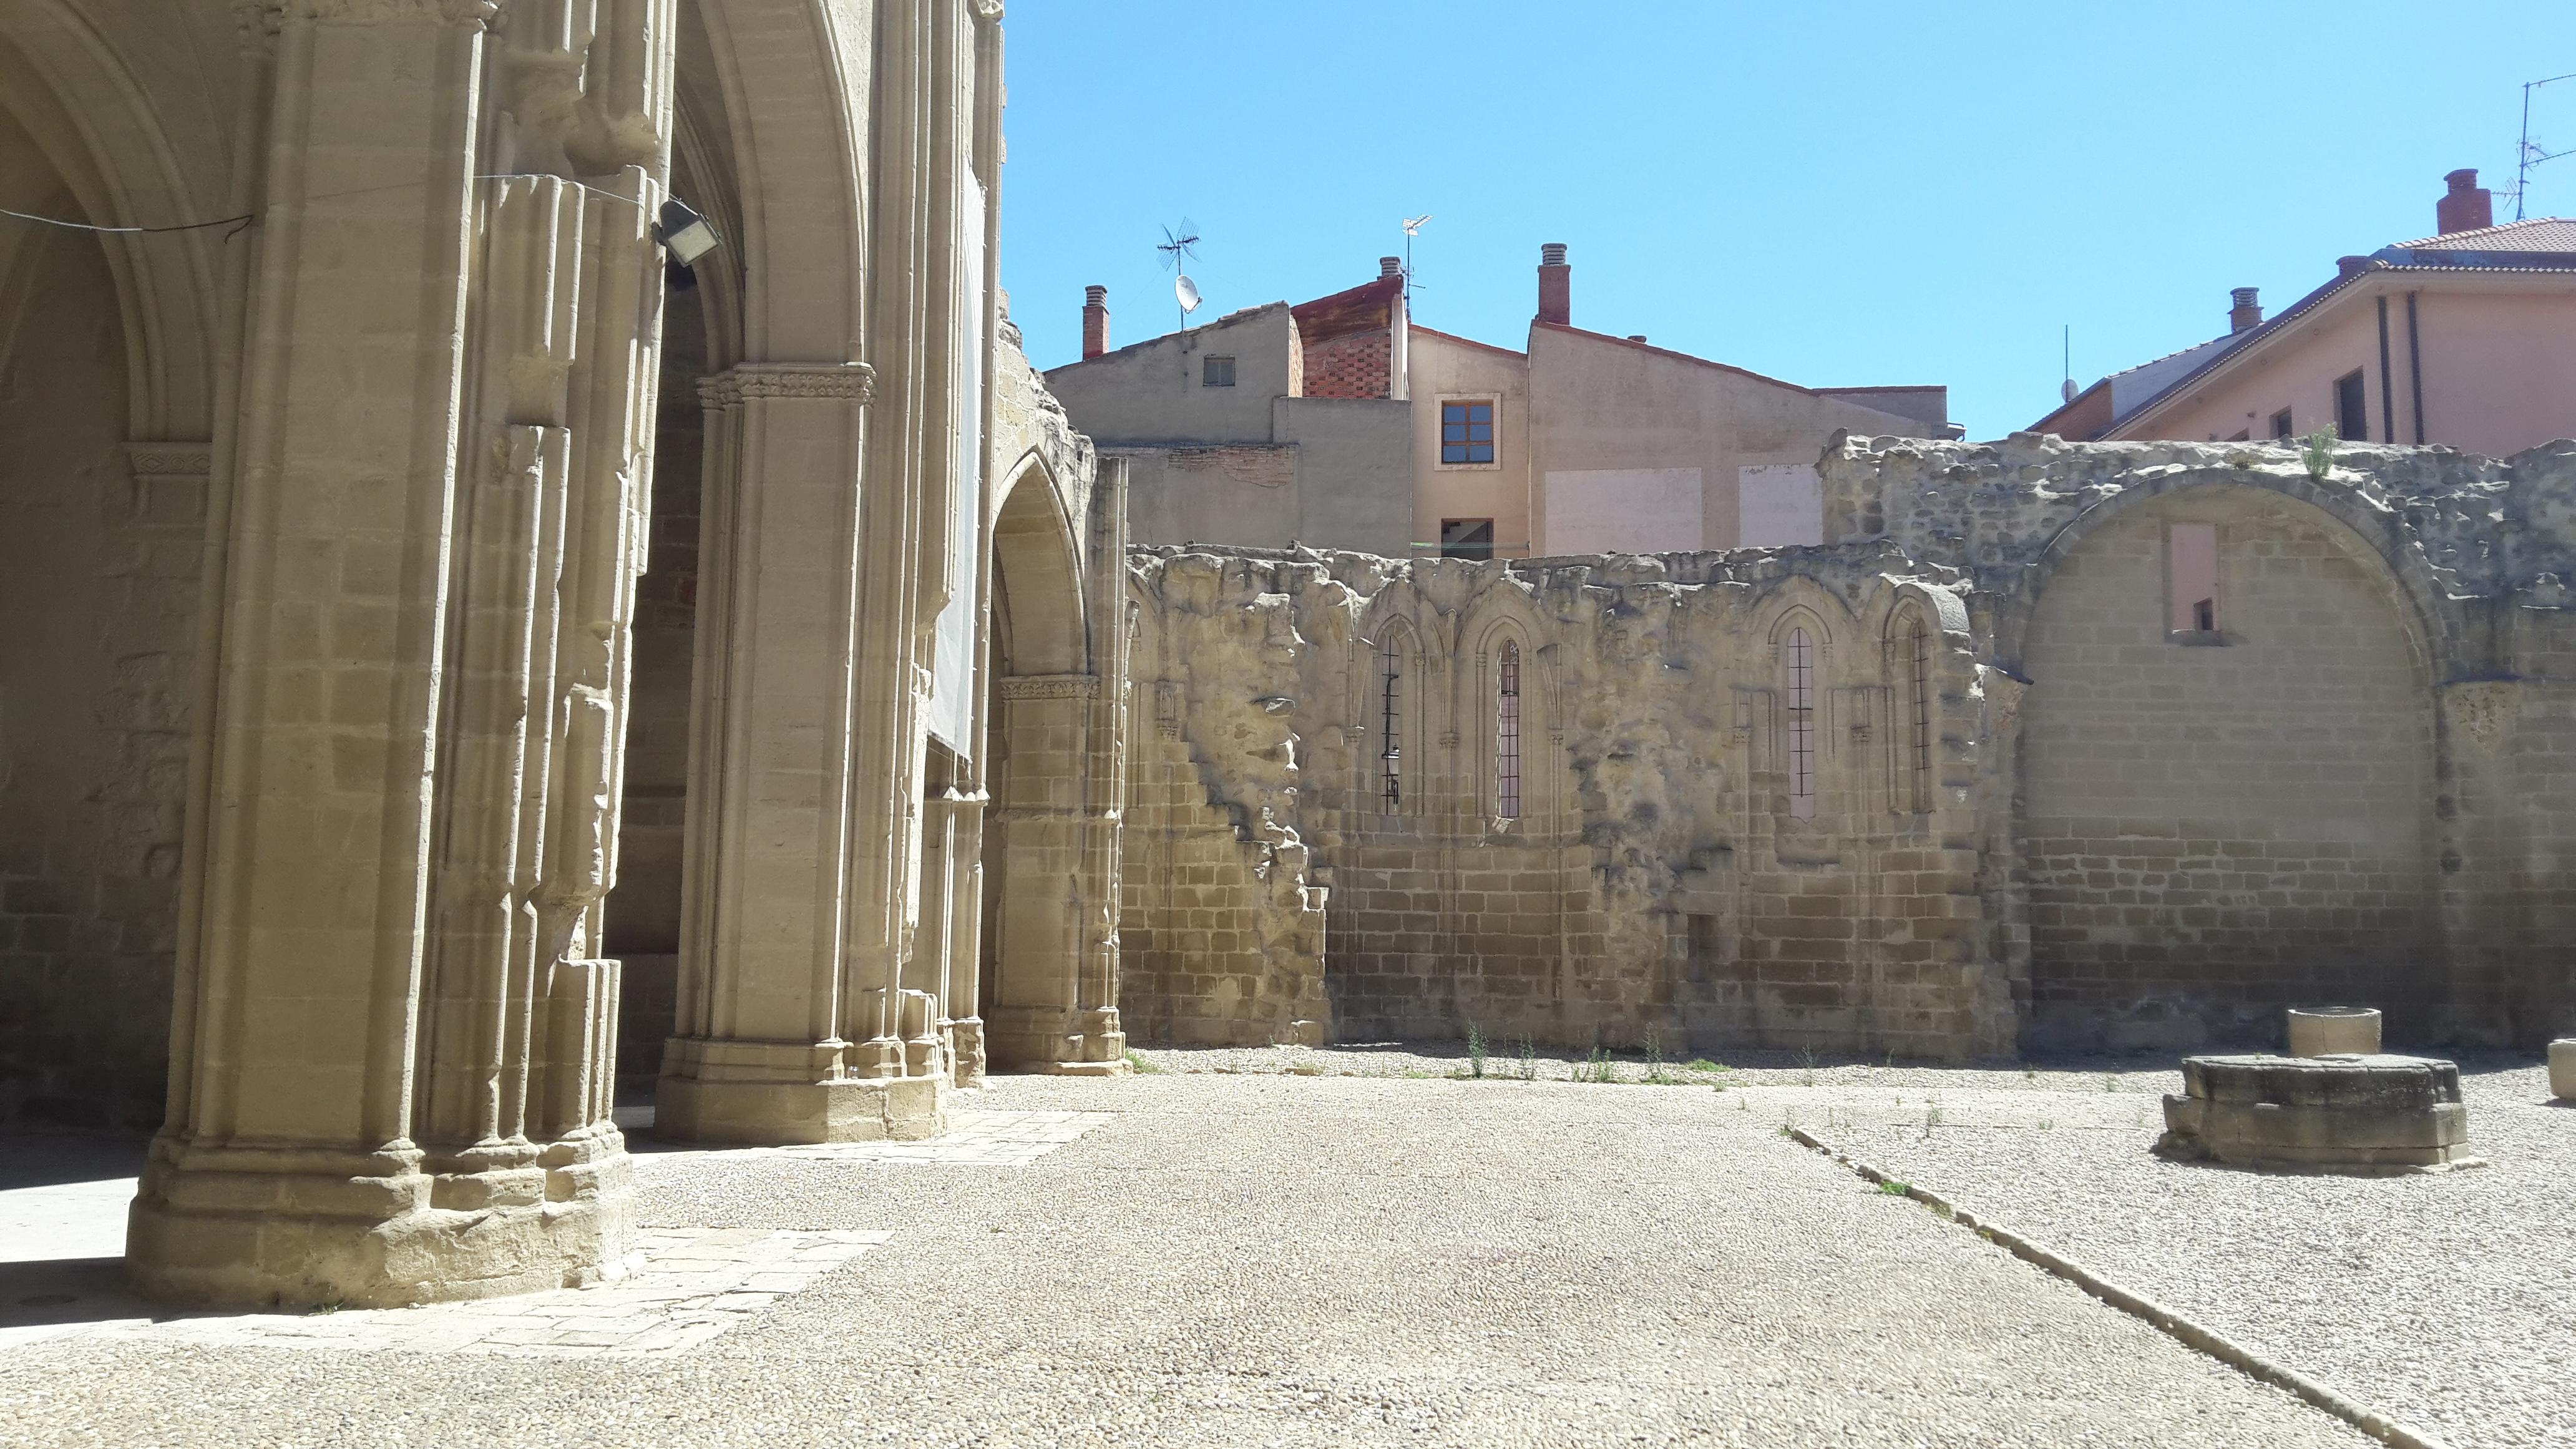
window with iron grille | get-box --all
[1378,640,1403,811]
[1203,355,1236,388]
[1785,627,1816,820]
[1440,399,1495,464]
[1496,640,1521,819]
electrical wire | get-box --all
[0,204,253,237]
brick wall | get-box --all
[2019,492,2437,1049]
[1301,329,1391,401]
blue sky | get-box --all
[996,1,2576,441]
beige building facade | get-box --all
[1050,246,1955,561]
[0,0,1123,1308]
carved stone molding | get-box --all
[124,440,213,485]
[291,0,498,24]
[700,363,878,408]
[998,674,1101,701]
[970,0,1005,21]
[2444,679,2520,753]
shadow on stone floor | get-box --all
[0,1133,148,1193]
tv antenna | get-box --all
[1400,213,1432,306]
[2514,72,2576,221]
[2061,324,2077,404]
[1157,218,1202,331]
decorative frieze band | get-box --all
[124,440,214,484]
[698,363,878,409]
[998,674,1101,701]
[290,0,497,24]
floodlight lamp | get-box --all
[653,198,721,266]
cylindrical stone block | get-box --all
[2551,1038,2576,1101]
[2286,1005,2381,1056]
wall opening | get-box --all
[1495,640,1521,819]
[1784,627,1817,820]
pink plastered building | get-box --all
[2035,171,2576,457]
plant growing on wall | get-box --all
[2300,424,2339,481]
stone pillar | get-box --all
[661,0,985,1139]
[659,363,942,1143]
[130,0,671,1307]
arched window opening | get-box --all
[1496,641,1522,819]
[1785,627,1816,820]
[1906,614,1931,812]
[1378,638,1403,811]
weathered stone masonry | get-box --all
[1121,433,2576,1057]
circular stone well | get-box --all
[2157,1053,2476,1173]
[2285,1005,2381,1056]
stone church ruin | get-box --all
[1,0,2570,1312]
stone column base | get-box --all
[657,1037,948,1144]
[985,1006,1129,1075]
[945,1017,989,1088]
[125,1128,633,1309]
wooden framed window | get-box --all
[1203,355,1236,388]
[1785,627,1816,820]
[2334,370,2368,442]
[2271,407,2295,439]
[1495,641,1521,819]
[1440,519,1495,560]
[1440,399,1495,464]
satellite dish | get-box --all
[1175,275,1203,315]
[2060,378,2079,403]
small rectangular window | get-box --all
[2271,407,2295,439]
[2167,522,2220,637]
[2334,370,2368,441]
[1440,399,1495,464]
[1440,519,1495,560]
[1203,355,1235,388]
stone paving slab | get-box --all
[1,1228,889,1359]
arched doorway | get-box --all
[2018,483,2437,1050]
[977,465,1123,1072]
[0,101,190,1129]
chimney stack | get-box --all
[2229,286,2262,334]
[1380,256,1403,279]
[1081,285,1108,359]
[2436,168,2492,237]
[2336,255,2373,280]
[1536,242,1570,326]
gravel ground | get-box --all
[1791,1052,2572,1449]
[0,1063,2378,1448]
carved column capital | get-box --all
[969,0,1005,22]
[124,440,214,485]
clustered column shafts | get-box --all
[130,0,677,1307]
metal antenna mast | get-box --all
[1157,219,1202,333]
[1400,214,1432,307]
[2516,72,2576,221]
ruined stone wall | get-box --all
[1825,431,2576,1048]
[1122,436,2576,1058]
[0,227,196,1128]
[1123,545,2015,1060]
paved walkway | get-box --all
[1,1074,2373,1447]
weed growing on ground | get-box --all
[2102,1072,2119,1093]
[1573,1047,1619,1085]
[1735,1092,1749,1111]
[1686,1058,1727,1075]
[1123,1049,1162,1075]
[2037,1116,2054,1131]
[1644,1028,1679,1085]
[1518,1038,1538,1081]
[1922,1096,1944,1135]
[1798,1046,1818,1088]
[1402,1068,1430,1080]
[1878,1180,1911,1196]
[1468,1023,1488,1080]
[2022,1068,2037,1081]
